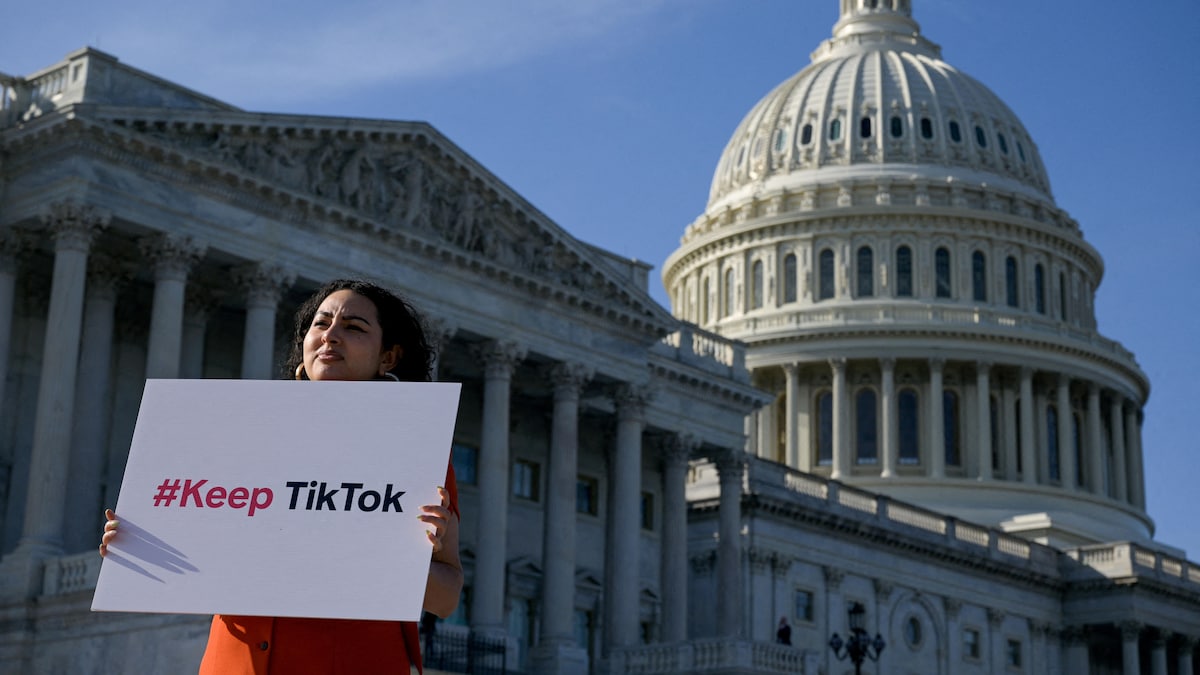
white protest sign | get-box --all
[92,379,461,621]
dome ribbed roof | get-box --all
[708,1,1053,211]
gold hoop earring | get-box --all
[295,364,306,381]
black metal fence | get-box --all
[421,627,509,675]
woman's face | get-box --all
[302,289,401,381]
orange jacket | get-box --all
[198,466,459,675]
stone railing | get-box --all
[722,303,1136,365]
[607,638,817,675]
[42,550,102,597]
[1065,542,1200,589]
[742,457,1059,571]
[654,322,749,382]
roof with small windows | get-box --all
[707,0,1053,211]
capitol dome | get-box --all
[708,0,1052,212]
[664,0,1152,549]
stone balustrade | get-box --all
[42,550,101,597]
[1065,542,1200,588]
[655,322,749,382]
[608,638,816,674]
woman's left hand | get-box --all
[417,487,452,553]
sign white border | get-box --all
[92,379,461,621]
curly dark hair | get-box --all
[282,279,433,383]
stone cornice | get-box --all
[0,108,675,341]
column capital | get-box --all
[473,340,525,379]
[422,316,458,355]
[1120,620,1143,641]
[234,262,294,309]
[821,565,845,590]
[880,356,896,371]
[548,362,593,400]
[613,383,654,422]
[185,281,226,322]
[1019,365,1034,380]
[873,579,893,602]
[1177,634,1199,650]
[929,356,946,372]
[828,357,847,373]
[0,227,34,273]
[86,253,133,300]
[139,233,206,281]
[782,362,800,377]
[1062,625,1088,645]
[987,608,1005,628]
[710,446,746,479]
[41,200,110,253]
[975,360,992,373]
[659,433,699,468]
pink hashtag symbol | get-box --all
[153,478,181,507]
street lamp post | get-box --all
[828,601,886,675]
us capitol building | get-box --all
[1,1,1198,673]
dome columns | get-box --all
[747,357,1148,526]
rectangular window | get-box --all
[1006,639,1023,668]
[794,589,814,623]
[963,628,981,659]
[640,492,655,530]
[512,460,540,501]
[451,443,478,485]
[576,476,598,515]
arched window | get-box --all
[1047,405,1060,482]
[998,133,1009,155]
[972,251,987,302]
[818,249,835,300]
[830,118,842,141]
[944,390,961,467]
[817,391,833,465]
[896,245,913,297]
[773,128,787,152]
[701,277,710,324]
[1058,271,1068,321]
[974,125,988,148]
[920,117,933,139]
[935,247,952,298]
[801,123,813,145]
[890,116,903,138]
[856,246,874,298]
[1017,140,1027,162]
[1034,263,1046,314]
[724,267,736,318]
[1005,255,1019,307]
[898,388,920,464]
[783,253,798,304]
[860,117,873,139]
[949,120,962,143]
[856,389,878,464]
[751,260,764,309]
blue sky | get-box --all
[4,1,1198,557]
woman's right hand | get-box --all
[99,508,118,557]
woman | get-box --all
[101,279,463,674]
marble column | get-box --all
[1019,367,1036,484]
[1121,621,1142,675]
[0,229,28,415]
[929,358,946,478]
[1178,636,1195,675]
[63,256,126,553]
[1110,398,1128,502]
[606,384,650,650]
[1150,631,1168,675]
[141,234,205,379]
[830,358,849,479]
[880,358,897,478]
[1063,627,1090,674]
[181,284,222,379]
[1086,384,1104,495]
[1126,407,1146,509]
[534,362,592,673]
[714,447,745,639]
[235,263,293,380]
[783,363,799,469]
[1003,379,1018,479]
[470,341,524,637]
[1057,375,1075,489]
[976,362,992,480]
[0,202,108,599]
[660,434,696,643]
